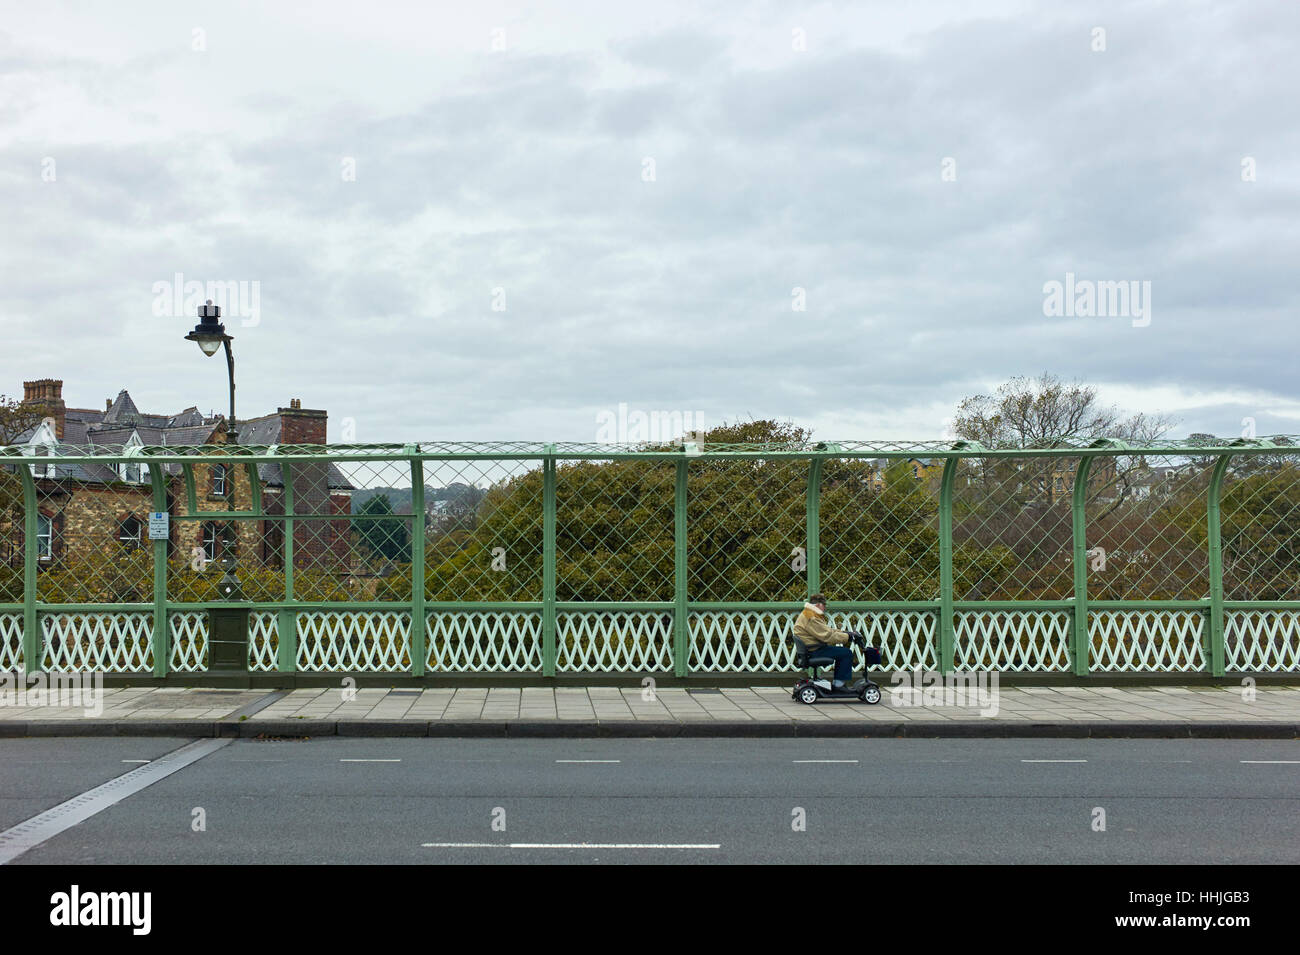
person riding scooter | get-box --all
[793,594,864,691]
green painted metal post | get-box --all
[673,457,689,677]
[1206,455,1231,677]
[806,458,822,596]
[938,457,957,674]
[542,448,557,677]
[1070,457,1094,677]
[149,467,169,677]
[277,460,297,672]
[19,464,39,675]
[410,457,426,677]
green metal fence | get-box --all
[2,437,1298,677]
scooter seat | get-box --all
[787,634,835,668]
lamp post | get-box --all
[185,299,237,444]
[185,299,247,678]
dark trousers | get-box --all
[815,645,854,684]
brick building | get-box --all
[3,379,352,576]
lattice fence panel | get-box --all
[42,612,152,672]
[424,460,544,602]
[0,613,22,670]
[1089,610,1205,672]
[556,611,673,672]
[249,612,278,671]
[297,611,410,671]
[426,612,542,672]
[951,456,1078,600]
[1084,455,1212,600]
[689,610,936,672]
[1220,459,1300,601]
[556,460,674,601]
[687,458,809,603]
[1225,610,1300,672]
[168,611,208,672]
[954,610,1071,671]
[821,458,942,600]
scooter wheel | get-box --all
[859,684,882,705]
[796,686,820,705]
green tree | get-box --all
[355,494,409,563]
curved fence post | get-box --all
[1207,454,1231,677]
[277,460,297,672]
[542,446,557,677]
[1070,455,1095,676]
[410,455,426,677]
[939,456,956,674]
[805,456,822,597]
[20,463,39,675]
[673,456,688,677]
[149,465,169,677]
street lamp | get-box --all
[184,301,246,656]
[185,299,237,444]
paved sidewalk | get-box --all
[1,685,1298,737]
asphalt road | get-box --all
[2,737,1298,864]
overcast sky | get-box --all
[2,0,1297,445]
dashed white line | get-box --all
[121,759,150,764]
[555,759,621,763]
[1240,760,1300,764]
[1020,759,1087,763]
[793,759,859,764]
[339,759,401,762]
[422,842,719,850]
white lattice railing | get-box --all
[249,611,278,671]
[1089,610,1205,672]
[954,610,1072,671]
[427,612,543,672]
[0,613,22,670]
[557,611,673,671]
[13,606,1300,674]
[169,611,208,672]
[297,611,410,671]
[688,610,938,672]
[1226,610,1300,672]
[42,612,153,672]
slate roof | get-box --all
[9,389,351,491]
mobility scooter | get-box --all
[789,631,883,705]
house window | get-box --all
[202,523,220,561]
[212,465,227,497]
[119,516,142,550]
[36,514,53,560]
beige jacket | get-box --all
[793,603,850,647]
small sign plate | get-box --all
[148,512,169,540]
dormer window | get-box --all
[26,419,58,479]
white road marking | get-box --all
[422,842,719,849]
[793,759,859,764]
[340,758,401,762]
[1240,760,1300,764]
[1020,759,1087,763]
[121,759,150,764]
[555,759,620,763]
[0,739,230,865]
